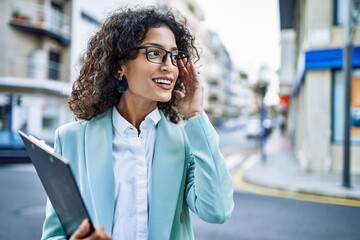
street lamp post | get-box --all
[260,86,267,163]
[343,0,353,188]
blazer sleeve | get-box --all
[41,128,67,240]
[183,112,234,224]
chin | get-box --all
[157,95,172,103]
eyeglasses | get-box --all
[133,45,190,68]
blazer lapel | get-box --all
[84,109,115,234]
[149,113,187,239]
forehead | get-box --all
[142,26,177,49]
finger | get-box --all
[70,219,90,239]
[183,62,198,84]
[177,57,187,68]
[179,63,190,80]
[187,63,202,90]
[188,62,200,83]
[173,90,185,102]
[94,226,112,240]
[181,70,196,98]
[179,68,192,94]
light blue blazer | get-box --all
[41,109,234,240]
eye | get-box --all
[173,52,188,60]
[172,54,179,61]
[147,48,162,57]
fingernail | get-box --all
[81,219,88,226]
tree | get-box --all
[251,79,269,115]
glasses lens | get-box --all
[172,51,189,67]
[146,46,165,64]
[144,46,189,67]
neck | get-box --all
[117,92,157,130]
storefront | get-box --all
[292,46,360,173]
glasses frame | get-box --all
[132,45,190,68]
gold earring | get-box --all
[119,74,123,81]
[116,69,123,80]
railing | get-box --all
[6,56,70,82]
[10,1,71,39]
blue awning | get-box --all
[292,46,360,95]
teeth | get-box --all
[153,79,171,85]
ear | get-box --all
[117,65,124,77]
[118,61,127,76]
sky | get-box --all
[196,0,281,73]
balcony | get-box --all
[9,1,71,46]
[0,55,71,96]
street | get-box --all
[1,126,360,239]
[218,124,259,156]
[192,190,360,240]
[0,164,46,239]
[1,163,360,240]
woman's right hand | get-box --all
[70,219,112,240]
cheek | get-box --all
[125,66,147,87]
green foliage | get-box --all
[12,10,21,18]
[251,79,269,96]
[239,71,248,79]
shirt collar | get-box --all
[142,107,161,128]
[112,106,161,134]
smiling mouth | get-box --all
[153,79,172,86]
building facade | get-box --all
[0,0,246,144]
[0,0,121,141]
[0,0,73,141]
[279,0,360,174]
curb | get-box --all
[233,154,360,207]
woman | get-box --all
[42,6,234,240]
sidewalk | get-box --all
[243,128,360,200]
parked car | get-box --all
[222,118,247,131]
[245,118,261,138]
[0,130,29,163]
[245,117,274,138]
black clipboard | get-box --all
[18,130,94,238]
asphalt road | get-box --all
[0,164,46,240]
[1,126,360,239]
[2,162,360,240]
[217,125,259,156]
[192,190,360,240]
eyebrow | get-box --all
[142,42,178,51]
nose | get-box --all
[160,53,175,72]
[161,52,173,66]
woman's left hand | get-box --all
[174,60,204,120]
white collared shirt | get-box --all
[111,106,161,240]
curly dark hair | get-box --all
[69,6,200,123]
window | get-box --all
[0,95,11,130]
[208,79,219,86]
[48,50,61,80]
[81,11,100,26]
[209,95,218,103]
[335,0,360,25]
[41,103,60,138]
[334,0,344,25]
[332,69,360,143]
[50,2,63,31]
[0,95,27,131]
